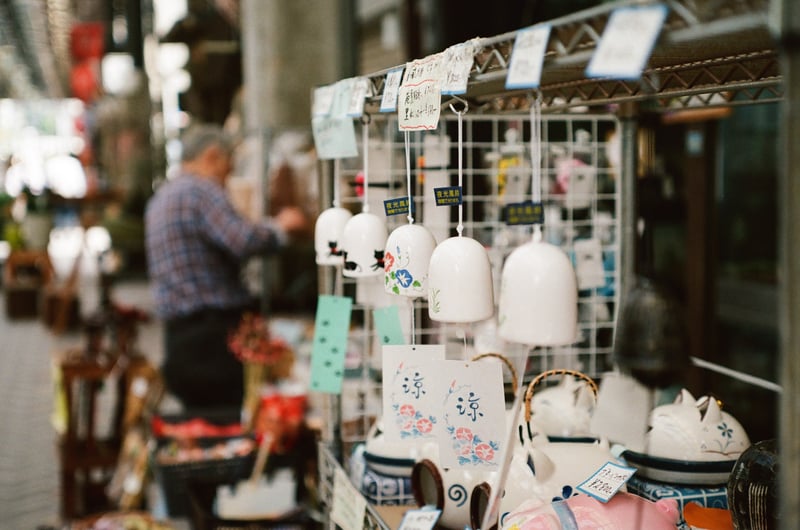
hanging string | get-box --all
[410,299,416,345]
[362,114,370,213]
[404,131,414,224]
[333,158,341,208]
[449,99,467,237]
[529,92,543,242]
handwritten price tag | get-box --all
[398,507,442,530]
[505,25,551,89]
[577,461,637,503]
[380,67,405,112]
[586,4,668,80]
[331,467,367,530]
[442,40,478,95]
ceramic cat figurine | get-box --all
[646,389,751,461]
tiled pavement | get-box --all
[0,274,177,529]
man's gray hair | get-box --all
[180,124,234,162]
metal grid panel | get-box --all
[325,110,621,432]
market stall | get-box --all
[308,0,785,528]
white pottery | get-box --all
[529,376,596,439]
[427,236,495,323]
[339,211,388,278]
[314,206,353,266]
[363,421,423,478]
[384,223,437,298]
[497,235,578,345]
[623,389,751,485]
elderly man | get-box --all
[145,124,307,411]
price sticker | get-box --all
[577,461,637,503]
[402,53,445,85]
[505,25,551,89]
[586,4,668,80]
[309,295,353,394]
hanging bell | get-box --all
[613,276,689,388]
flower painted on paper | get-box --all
[416,418,433,434]
[474,442,495,462]
[384,251,395,272]
[399,404,416,417]
[395,269,414,288]
[455,427,474,441]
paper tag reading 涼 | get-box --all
[577,461,637,503]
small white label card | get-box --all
[402,52,446,85]
[434,360,507,469]
[398,80,442,131]
[331,466,367,530]
[574,238,606,290]
[577,461,637,503]
[586,4,668,80]
[312,84,335,117]
[441,39,480,95]
[505,24,551,89]
[345,76,370,117]
[382,345,446,442]
[380,67,405,112]
[398,506,442,530]
[330,78,356,118]
[311,115,358,160]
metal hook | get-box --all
[526,89,543,108]
[448,96,469,115]
[360,112,371,125]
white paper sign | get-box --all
[398,507,442,530]
[380,67,405,112]
[330,78,355,118]
[312,84,335,117]
[577,461,637,502]
[434,360,507,469]
[586,4,668,80]
[346,77,370,117]
[311,115,358,160]
[382,345,447,442]
[397,80,442,131]
[574,238,606,290]
[402,53,446,85]
[505,25,551,89]
[442,40,479,95]
[331,466,367,530]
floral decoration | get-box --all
[445,425,499,465]
[384,245,424,295]
[393,402,437,438]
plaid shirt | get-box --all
[145,173,286,320]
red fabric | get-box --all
[70,22,105,61]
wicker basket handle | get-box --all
[524,368,598,423]
[470,352,519,396]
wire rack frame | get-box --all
[319,111,621,449]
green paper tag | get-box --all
[373,305,407,346]
[310,295,353,394]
